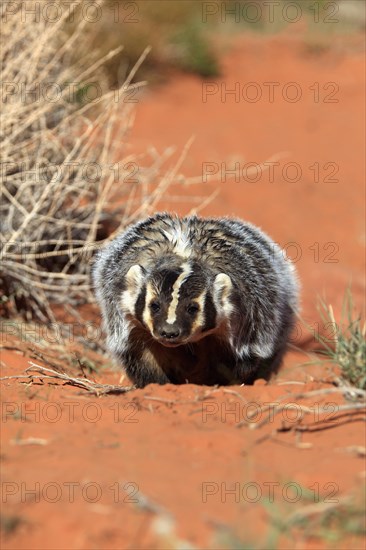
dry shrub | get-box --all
[316,293,366,391]
[0,1,211,324]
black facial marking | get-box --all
[150,301,161,313]
[134,285,146,324]
[202,293,217,332]
[154,268,182,296]
[187,303,199,316]
[179,272,206,300]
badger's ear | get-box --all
[213,273,233,316]
[125,264,145,294]
[121,265,145,314]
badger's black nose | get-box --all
[159,326,180,339]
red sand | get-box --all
[1,32,365,549]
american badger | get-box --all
[92,213,299,387]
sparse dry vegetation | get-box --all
[0,0,212,325]
[316,292,366,391]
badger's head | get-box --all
[121,258,234,347]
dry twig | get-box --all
[0,362,133,396]
[0,1,217,326]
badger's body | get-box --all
[92,213,299,387]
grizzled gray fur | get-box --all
[92,213,299,387]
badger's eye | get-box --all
[150,302,160,313]
[187,304,199,315]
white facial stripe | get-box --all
[142,282,155,333]
[191,291,206,333]
[166,263,192,324]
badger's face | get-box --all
[121,260,233,347]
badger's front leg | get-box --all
[116,346,170,388]
[234,351,283,384]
